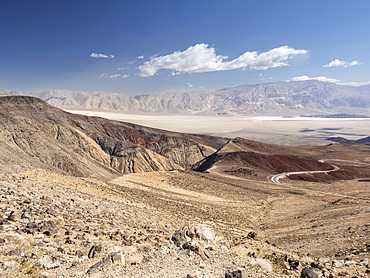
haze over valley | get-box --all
[4,80,369,145]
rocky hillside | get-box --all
[3,80,370,115]
[1,165,369,277]
[0,95,227,177]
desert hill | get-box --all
[193,137,370,182]
[0,95,226,178]
[192,137,331,180]
[2,80,370,115]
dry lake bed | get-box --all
[66,110,370,145]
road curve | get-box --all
[271,159,370,200]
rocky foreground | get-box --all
[0,170,368,278]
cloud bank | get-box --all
[323,59,359,68]
[290,75,370,87]
[338,81,370,87]
[90,53,115,59]
[138,44,308,77]
[290,75,340,83]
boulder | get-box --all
[87,251,125,274]
[39,220,58,236]
[75,250,84,258]
[88,245,102,259]
[255,258,273,272]
[288,257,300,270]
[301,267,319,278]
[182,241,208,260]
[7,211,21,221]
[172,224,215,249]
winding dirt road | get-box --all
[271,159,370,200]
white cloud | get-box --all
[90,53,115,59]
[118,67,128,70]
[138,44,308,77]
[186,82,193,87]
[137,55,144,59]
[290,75,370,87]
[108,74,121,79]
[323,59,360,68]
[338,81,370,87]
[100,73,129,79]
[290,75,340,83]
[129,60,137,65]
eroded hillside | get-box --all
[0,95,227,177]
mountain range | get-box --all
[2,80,370,116]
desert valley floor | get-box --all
[66,110,370,146]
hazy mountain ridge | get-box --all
[2,80,370,115]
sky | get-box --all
[1,0,370,95]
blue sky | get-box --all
[1,0,369,94]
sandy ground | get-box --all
[65,110,370,145]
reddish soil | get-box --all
[289,164,370,182]
[195,151,333,181]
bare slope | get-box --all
[193,137,370,182]
[3,168,369,277]
[0,95,226,177]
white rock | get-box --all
[35,234,45,239]
[251,258,273,272]
[344,260,356,266]
[126,253,142,265]
[3,260,18,267]
[110,251,125,265]
[195,224,215,243]
[332,260,344,267]
[46,262,60,269]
